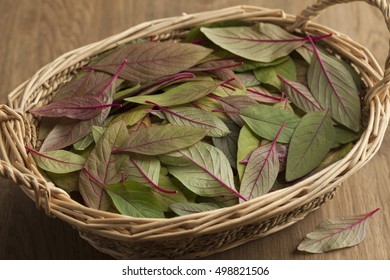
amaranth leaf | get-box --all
[298,208,380,253]
[286,111,335,181]
[79,121,129,211]
[116,125,207,155]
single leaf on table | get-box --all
[286,111,335,182]
[307,38,361,132]
[106,181,165,218]
[239,104,300,143]
[170,202,221,216]
[253,56,296,90]
[237,124,261,180]
[212,119,240,168]
[124,81,218,106]
[29,96,110,120]
[167,142,245,200]
[91,41,213,82]
[278,75,322,113]
[79,121,129,211]
[26,147,85,174]
[218,95,258,126]
[201,23,306,62]
[117,125,207,155]
[110,105,153,126]
[298,208,380,253]
[239,124,284,201]
[153,104,230,137]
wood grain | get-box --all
[0,0,389,260]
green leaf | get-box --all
[127,154,160,189]
[246,86,282,103]
[124,81,218,106]
[191,96,228,121]
[236,73,260,87]
[240,143,279,201]
[106,181,164,218]
[218,95,258,126]
[167,142,243,199]
[92,126,107,143]
[159,105,230,137]
[318,143,353,169]
[332,126,360,148]
[307,41,361,132]
[73,133,94,151]
[91,41,213,83]
[286,111,335,181]
[212,83,246,97]
[278,75,322,113]
[239,104,300,143]
[153,174,188,212]
[253,56,296,90]
[170,202,221,216]
[201,23,306,62]
[233,56,289,72]
[46,171,79,193]
[29,148,85,174]
[237,124,261,180]
[118,125,207,155]
[110,105,152,126]
[79,121,129,211]
[298,208,380,253]
[212,119,240,168]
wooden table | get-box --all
[0,0,389,260]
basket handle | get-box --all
[291,0,390,70]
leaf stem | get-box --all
[98,58,128,97]
[25,146,82,166]
[129,158,177,194]
[247,88,282,102]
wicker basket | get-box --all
[0,0,389,259]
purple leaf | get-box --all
[189,59,242,72]
[277,74,322,113]
[89,41,213,82]
[298,208,380,253]
[29,96,120,120]
[218,95,258,126]
[116,125,208,155]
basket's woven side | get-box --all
[80,187,337,259]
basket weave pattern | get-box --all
[0,0,389,259]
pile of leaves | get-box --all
[27,22,363,218]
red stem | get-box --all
[25,146,82,166]
[129,158,177,194]
[98,59,128,97]
[247,88,282,102]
